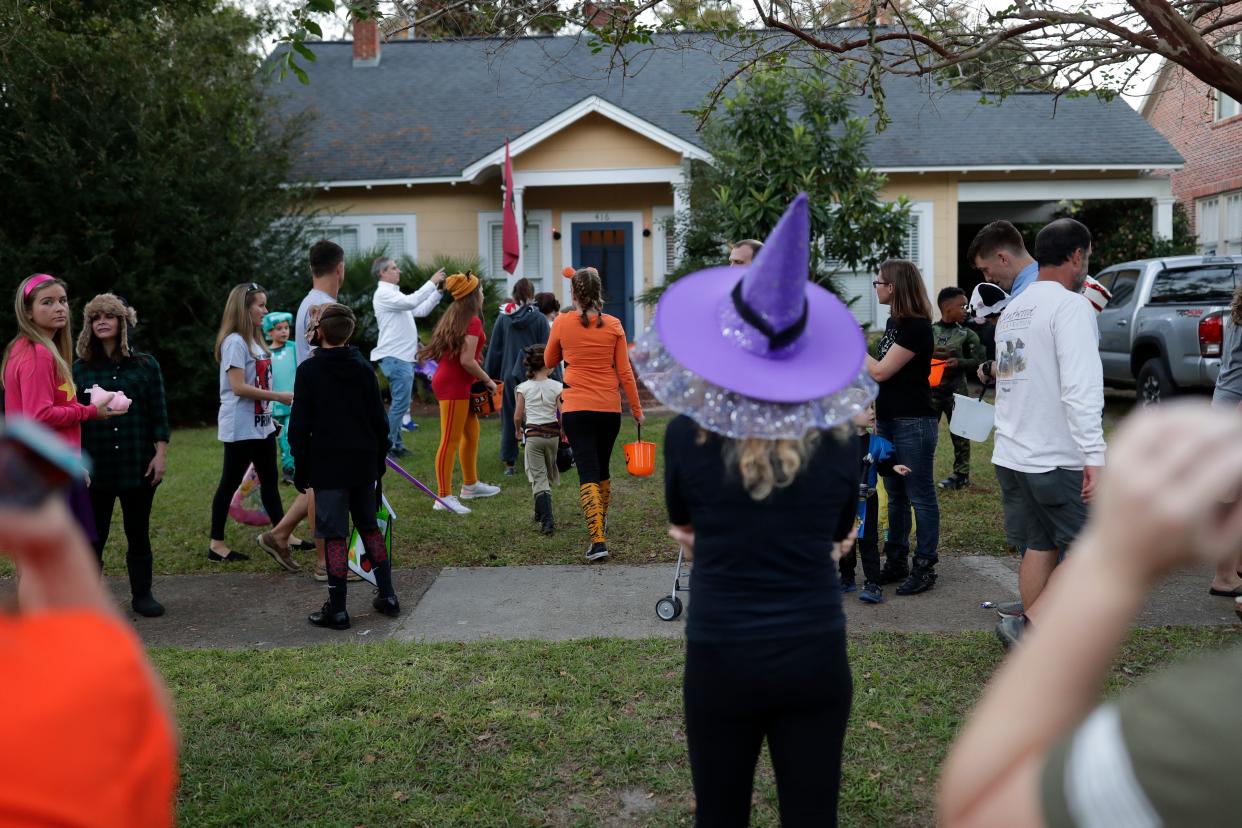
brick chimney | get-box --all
[353,16,381,67]
[583,2,629,29]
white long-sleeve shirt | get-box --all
[370,279,443,363]
[992,280,1106,473]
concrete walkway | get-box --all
[3,555,1233,650]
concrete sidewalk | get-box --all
[5,555,1234,649]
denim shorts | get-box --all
[994,465,1087,553]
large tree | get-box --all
[277,1,1242,117]
[659,59,911,297]
[0,0,317,421]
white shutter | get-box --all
[837,272,877,328]
[375,226,405,258]
[489,223,505,280]
[523,221,542,287]
[902,214,922,270]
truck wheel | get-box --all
[1137,358,1175,406]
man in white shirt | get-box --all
[981,218,1105,648]
[370,257,445,458]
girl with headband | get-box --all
[3,274,123,542]
[417,273,502,514]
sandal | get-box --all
[1209,584,1242,597]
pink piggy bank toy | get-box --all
[88,384,133,413]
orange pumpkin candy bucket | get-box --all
[469,380,504,416]
[624,424,657,477]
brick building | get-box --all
[1142,32,1242,253]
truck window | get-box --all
[1106,269,1140,307]
[1147,266,1237,304]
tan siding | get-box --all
[880,174,959,293]
[517,112,683,171]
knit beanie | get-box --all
[445,272,480,301]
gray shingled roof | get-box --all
[265,33,1182,182]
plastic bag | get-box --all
[228,464,269,526]
[348,494,396,585]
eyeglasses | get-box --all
[872,281,890,288]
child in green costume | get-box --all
[263,311,297,483]
[932,287,983,490]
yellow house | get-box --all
[271,22,1182,335]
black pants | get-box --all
[209,436,286,540]
[839,494,881,585]
[932,394,971,478]
[684,631,852,827]
[90,483,158,598]
[314,483,380,540]
[561,410,621,485]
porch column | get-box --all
[1153,196,1175,241]
[671,161,689,266]
[511,185,525,292]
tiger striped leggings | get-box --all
[435,399,480,497]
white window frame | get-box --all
[1198,196,1221,255]
[477,209,552,288]
[315,213,418,260]
[1215,35,1242,121]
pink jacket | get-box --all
[3,338,97,451]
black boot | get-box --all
[371,560,400,617]
[309,574,350,629]
[127,548,165,617]
[896,557,938,595]
[878,546,909,585]
[536,491,554,535]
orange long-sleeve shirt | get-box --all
[544,311,643,417]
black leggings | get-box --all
[561,411,621,485]
[684,631,853,827]
[209,436,285,540]
[90,483,158,595]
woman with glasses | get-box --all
[207,283,293,563]
[73,294,171,616]
[866,260,941,595]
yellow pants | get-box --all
[435,399,479,497]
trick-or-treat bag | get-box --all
[228,464,269,526]
[348,494,396,586]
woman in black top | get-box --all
[866,258,941,594]
[632,193,874,827]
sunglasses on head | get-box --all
[246,282,265,294]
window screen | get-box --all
[375,226,405,258]
[488,221,543,285]
[321,226,359,259]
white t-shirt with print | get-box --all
[218,333,275,442]
[296,288,336,364]
[516,378,563,426]
[991,280,1106,473]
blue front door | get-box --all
[571,222,633,337]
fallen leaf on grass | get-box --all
[865,720,891,733]
[392,791,409,803]
[476,732,494,742]
[363,754,377,764]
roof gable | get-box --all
[266,34,1182,184]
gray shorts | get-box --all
[994,465,1087,553]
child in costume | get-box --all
[514,344,564,535]
[840,403,910,603]
[262,311,297,483]
[287,303,397,630]
[931,287,983,490]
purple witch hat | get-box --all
[631,193,875,438]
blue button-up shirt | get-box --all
[1010,261,1039,297]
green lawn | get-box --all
[70,403,1134,577]
[155,626,1241,827]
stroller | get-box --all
[654,545,690,621]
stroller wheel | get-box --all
[655,596,683,621]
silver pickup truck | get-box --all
[1095,254,1242,403]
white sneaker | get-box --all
[433,495,471,514]
[460,481,501,500]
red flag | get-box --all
[502,139,520,275]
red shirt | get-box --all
[432,316,486,401]
[0,611,177,827]
[2,338,97,451]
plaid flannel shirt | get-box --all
[73,354,171,491]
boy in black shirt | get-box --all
[289,303,398,630]
[840,403,910,602]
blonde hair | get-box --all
[2,275,75,390]
[571,268,605,328]
[879,259,933,321]
[214,284,269,362]
[709,430,824,501]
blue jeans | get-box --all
[378,357,414,453]
[877,416,940,565]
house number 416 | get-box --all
[594,212,611,221]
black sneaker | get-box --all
[585,542,609,562]
[995,601,1024,619]
[308,603,350,630]
[938,474,969,490]
[896,563,937,595]
[841,578,857,594]
[859,582,884,604]
[995,615,1028,650]
[503,464,517,476]
[878,559,909,585]
[372,594,401,617]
